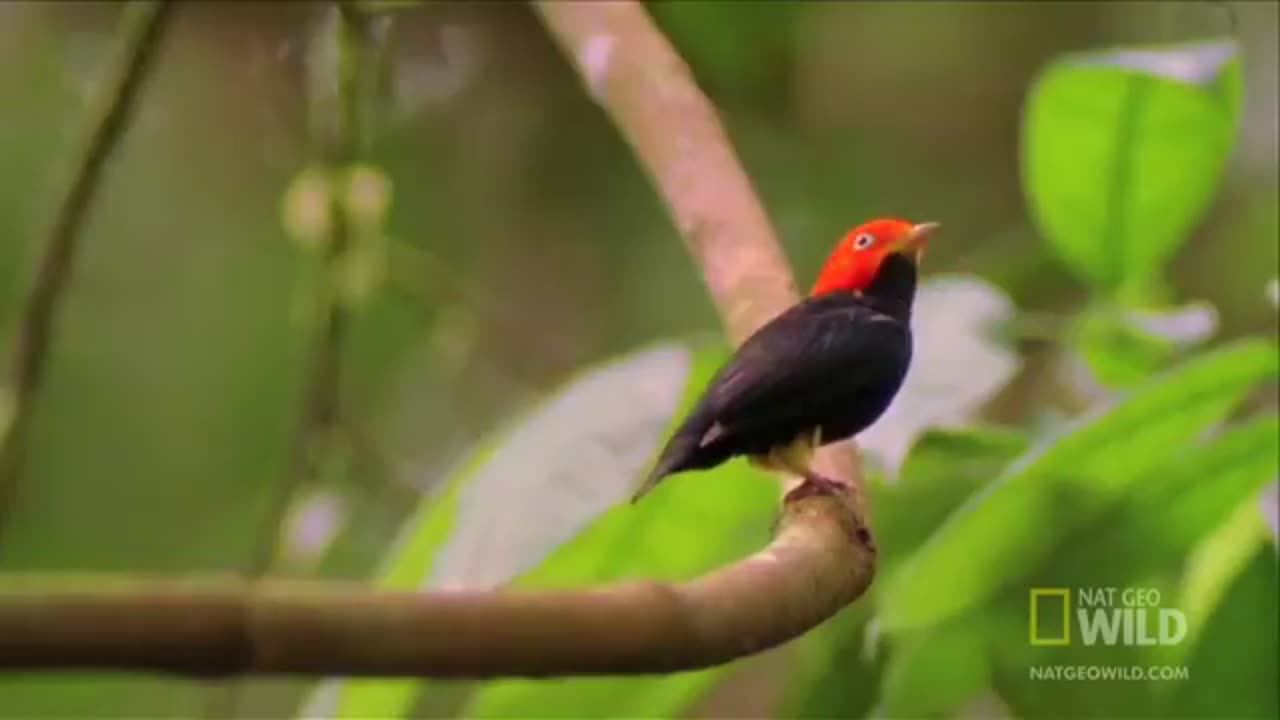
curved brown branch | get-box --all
[535,1,797,345]
[0,488,869,677]
[0,0,875,678]
[0,0,174,545]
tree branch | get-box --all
[0,0,174,546]
[1,483,869,677]
[532,0,870,515]
[536,2,798,345]
[0,0,875,677]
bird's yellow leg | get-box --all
[751,428,845,499]
[751,429,821,486]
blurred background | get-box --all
[0,2,1276,719]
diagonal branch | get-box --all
[0,0,175,542]
[536,2,798,345]
[532,0,871,517]
[0,0,875,677]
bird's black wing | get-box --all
[640,293,910,494]
[698,293,910,449]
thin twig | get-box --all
[0,0,877,678]
[0,1,175,544]
[247,3,378,575]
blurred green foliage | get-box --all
[880,338,1276,632]
[1,2,1277,719]
[1023,39,1243,297]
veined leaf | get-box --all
[1022,39,1242,292]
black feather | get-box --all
[635,253,917,499]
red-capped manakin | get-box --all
[634,218,937,501]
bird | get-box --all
[633,218,937,502]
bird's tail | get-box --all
[631,417,708,503]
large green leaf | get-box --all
[458,350,780,719]
[301,343,699,719]
[458,461,777,718]
[880,614,992,718]
[1137,415,1278,552]
[980,416,1277,719]
[1035,413,1279,593]
[425,344,695,589]
[879,338,1277,631]
[1170,541,1277,718]
[1177,490,1274,657]
[1022,39,1242,292]
[873,426,1028,580]
[780,604,882,720]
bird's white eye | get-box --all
[853,233,875,250]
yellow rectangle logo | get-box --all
[1030,588,1071,646]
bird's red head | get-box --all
[811,218,939,296]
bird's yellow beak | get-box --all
[899,221,939,262]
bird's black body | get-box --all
[641,253,918,492]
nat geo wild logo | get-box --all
[1030,586,1188,647]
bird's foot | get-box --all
[784,471,849,503]
[781,472,876,550]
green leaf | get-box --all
[881,614,992,718]
[1169,544,1278,718]
[1040,413,1279,590]
[1143,415,1279,551]
[874,426,1028,577]
[459,351,780,719]
[1022,39,1242,292]
[301,452,471,720]
[301,343,698,719]
[427,343,694,589]
[356,0,423,12]
[1178,490,1272,654]
[649,2,798,100]
[879,338,1277,631]
[780,604,882,720]
[783,427,1025,720]
[987,417,1277,719]
[1074,300,1220,389]
[459,474,775,719]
